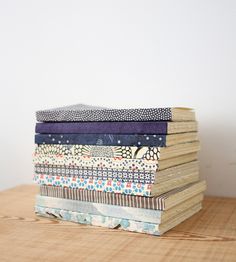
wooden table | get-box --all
[0,185,235,262]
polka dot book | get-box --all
[36,104,195,122]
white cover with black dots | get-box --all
[36,104,173,122]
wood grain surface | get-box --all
[0,185,235,262]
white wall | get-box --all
[0,0,235,196]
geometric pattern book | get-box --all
[34,164,156,184]
[34,172,199,197]
[33,154,159,172]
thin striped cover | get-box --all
[39,180,206,211]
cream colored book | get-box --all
[151,172,199,196]
[164,132,198,146]
[159,141,200,160]
[159,152,198,170]
[156,161,199,183]
[157,203,202,235]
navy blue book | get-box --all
[35,121,197,135]
[35,132,197,147]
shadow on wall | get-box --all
[199,120,236,197]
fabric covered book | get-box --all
[33,153,199,174]
[35,203,202,236]
[34,164,156,184]
[34,141,200,162]
[35,132,197,147]
[36,104,195,122]
[33,171,199,197]
[34,161,199,184]
[35,193,203,224]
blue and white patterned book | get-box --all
[35,203,202,236]
[36,193,203,224]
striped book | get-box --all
[39,180,206,210]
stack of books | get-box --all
[33,104,206,235]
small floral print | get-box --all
[87,184,94,190]
[34,174,151,196]
[77,178,87,187]
[132,183,145,194]
[113,181,125,191]
[95,180,106,190]
[124,188,132,194]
